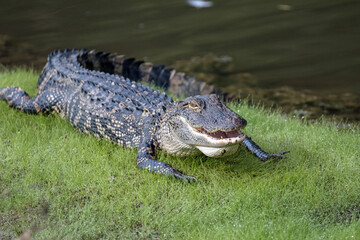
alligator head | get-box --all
[159,94,247,158]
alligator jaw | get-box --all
[192,127,246,147]
[194,127,244,140]
[190,125,245,157]
[196,144,240,158]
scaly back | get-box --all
[37,49,173,112]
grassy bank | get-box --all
[0,69,359,240]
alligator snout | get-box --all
[234,114,247,129]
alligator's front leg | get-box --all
[242,136,289,162]
[136,139,197,181]
[0,87,61,114]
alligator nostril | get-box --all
[234,116,247,127]
[241,118,247,127]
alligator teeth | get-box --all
[195,128,242,140]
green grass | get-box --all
[0,68,359,240]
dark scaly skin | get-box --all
[0,49,289,181]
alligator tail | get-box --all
[77,49,216,97]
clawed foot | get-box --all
[138,158,197,182]
[260,150,290,162]
[168,167,197,182]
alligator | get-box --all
[0,49,289,181]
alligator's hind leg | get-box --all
[0,87,62,114]
[137,139,197,181]
[242,136,289,162]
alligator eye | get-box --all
[189,100,200,111]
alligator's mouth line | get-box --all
[194,128,242,139]
[191,126,246,146]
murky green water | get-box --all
[0,0,359,94]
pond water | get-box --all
[0,0,359,96]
